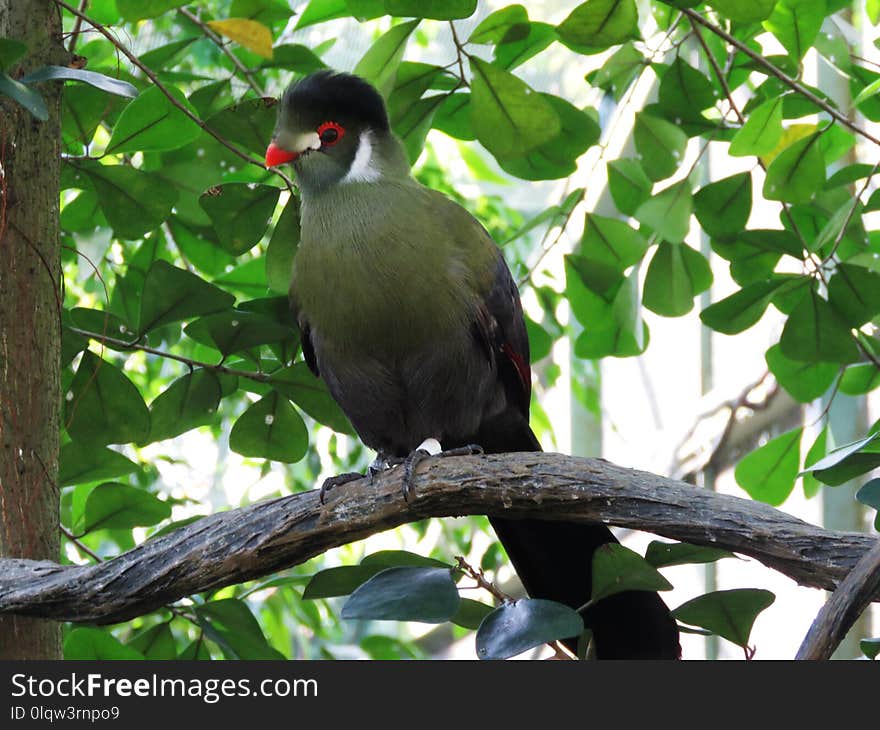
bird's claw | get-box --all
[400,443,484,502]
[319,471,362,504]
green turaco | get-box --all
[266,70,680,659]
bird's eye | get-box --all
[317,121,344,147]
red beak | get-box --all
[265,142,298,168]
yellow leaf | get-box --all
[207,18,273,60]
[760,123,818,167]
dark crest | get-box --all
[282,71,390,132]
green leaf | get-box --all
[856,478,880,511]
[633,112,687,181]
[730,97,784,157]
[493,21,556,70]
[591,544,673,603]
[0,71,47,120]
[808,433,880,486]
[469,5,529,43]
[139,260,235,334]
[128,623,177,659]
[606,158,652,216]
[839,364,880,395]
[694,172,752,240]
[645,541,735,568]
[497,94,599,180]
[392,93,446,164]
[700,280,789,334]
[765,344,837,402]
[145,370,221,443]
[469,57,560,161]
[81,482,171,533]
[59,443,138,487]
[827,264,880,328]
[267,364,355,434]
[20,65,137,98]
[82,163,178,239]
[264,44,327,73]
[708,0,778,23]
[106,85,200,154]
[433,93,473,140]
[657,57,717,120]
[303,566,388,598]
[266,198,301,294]
[185,311,294,356]
[64,628,145,660]
[65,352,150,446]
[451,598,495,630]
[862,638,880,660]
[580,214,648,272]
[360,550,451,568]
[572,267,648,358]
[140,37,199,70]
[205,97,278,156]
[341,567,460,623]
[199,183,280,255]
[673,589,775,648]
[0,38,27,70]
[634,179,692,243]
[802,425,827,498]
[763,133,826,204]
[734,427,803,505]
[557,0,639,51]
[353,19,419,97]
[384,0,477,19]
[229,392,308,463]
[587,43,645,100]
[643,242,712,317]
[763,0,826,61]
[117,0,188,20]
[196,599,285,659]
[476,599,584,660]
[295,0,348,29]
[779,289,859,364]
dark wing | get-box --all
[473,250,532,419]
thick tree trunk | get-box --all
[0,0,65,659]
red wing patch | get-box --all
[501,342,531,400]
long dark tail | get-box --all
[477,417,681,659]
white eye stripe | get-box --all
[341,130,382,183]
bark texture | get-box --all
[0,453,874,626]
[0,0,65,659]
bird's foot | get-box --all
[319,471,363,504]
[401,440,483,502]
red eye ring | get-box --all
[317,121,344,147]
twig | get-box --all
[67,326,272,383]
[67,0,90,55]
[448,21,469,87]
[59,525,102,562]
[178,7,264,97]
[822,159,880,263]
[454,555,511,603]
[796,537,880,660]
[684,9,880,149]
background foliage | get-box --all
[3,0,879,659]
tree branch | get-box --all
[0,453,875,626]
[796,537,880,660]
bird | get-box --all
[265,70,680,659]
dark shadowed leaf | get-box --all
[128,624,177,659]
[862,638,880,660]
[700,279,787,334]
[476,599,583,659]
[807,432,880,486]
[0,72,47,119]
[673,589,775,648]
[360,550,451,569]
[205,97,278,155]
[59,444,138,487]
[694,172,752,240]
[341,567,460,623]
[139,260,235,334]
[658,57,716,120]
[840,364,880,395]
[634,179,692,243]
[196,599,285,659]
[827,264,880,327]
[303,566,388,599]
[82,482,171,533]
[229,392,308,463]
[145,370,222,443]
[469,5,529,43]
[385,0,476,19]
[643,243,712,317]
[353,19,419,97]
[763,133,826,204]
[734,428,802,505]
[607,158,652,216]
[184,311,294,356]
[65,352,150,446]
[451,599,495,630]
[266,363,354,434]
[591,544,673,603]
[645,541,736,568]
[708,0,777,22]
[83,164,178,239]
[633,112,687,181]
[199,183,280,255]
[580,214,648,271]
[266,198,301,294]
[856,478,880,511]
[779,289,859,364]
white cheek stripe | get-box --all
[341,130,382,183]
